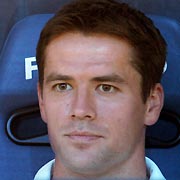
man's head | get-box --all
[36,0,166,179]
[36,0,166,103]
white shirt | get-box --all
[34,157,166,180]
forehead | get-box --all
[44,32,137,76]
[43,33,142,92]
[45,32,134,60]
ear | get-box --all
[37,83,48,124]
[144,83,164,126]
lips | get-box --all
[65,131,103,142]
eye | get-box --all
[55,83,72,92]
[98,84,117,93]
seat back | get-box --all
[146,15,180,179]
[0,14,54,180]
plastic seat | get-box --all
[145,15,180,180]
[0,14,54,180]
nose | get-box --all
[70,89,96,121]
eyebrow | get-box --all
[45,73,126,84]
[91,74,126,84]
[45,73,73,84]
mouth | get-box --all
[64,131,104,143]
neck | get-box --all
[53,151,147,179]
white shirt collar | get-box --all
[145,157,166,180]
[34,157,166,180]
[34,159,54,180]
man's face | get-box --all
[38,33,152,177]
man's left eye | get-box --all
[98,84,116,93]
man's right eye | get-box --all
[54,83,72,92]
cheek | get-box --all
[98,98,137,123]
[43,96,71,136]
[98,99,145,142]
[44,95,70,119]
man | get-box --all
[34,0,166,179]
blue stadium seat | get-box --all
[0,14,180,179]
[146,15,180,180]
[0,14,54,180]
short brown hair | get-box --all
[36,0,167,102]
